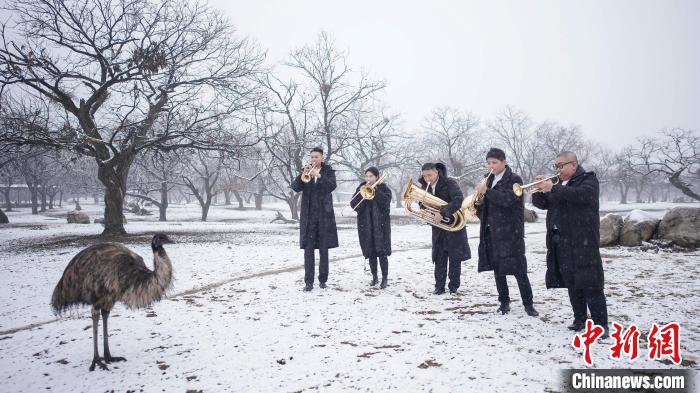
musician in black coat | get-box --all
[290,147,339,292]
[418,163,471,295]
[532,151,609,337]
[350,167,392,289]
[475,148,538,316]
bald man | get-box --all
[532,151,609,338]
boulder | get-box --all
[619,210,659,247]
[599,213,623,247]
[67,210,90,224]
[0,209,8,224]
[656,207,700,248]
[524,208,538,223]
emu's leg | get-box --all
[101,309,126,363]
[89,306,108,371]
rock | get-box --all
[657,207,700,248]
[524,208,538,223]
[0,209,8,224]
[94,216,127,225]
[599,213,623,247]
[619,210,659,247]
[67,211,90,224]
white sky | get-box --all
[211,0,700,147]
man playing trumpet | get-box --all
[532,151,609,338]
[350,167,392,288]
[418,163,471,295]
[474,148,539,316]
[291,147,339,292]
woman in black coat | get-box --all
[350,167,392,288]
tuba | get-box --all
[402,178,468,232]
[463,169,493,215]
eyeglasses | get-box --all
[552,161,574,170]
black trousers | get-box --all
[494,272,534,306]
[567,287,608,328]
[304,248,328,286]
[369,256,388,277]
[434,245,461,292]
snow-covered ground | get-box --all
[0,201,698,392]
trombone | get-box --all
[349,172,388,211]
[301,162,320,183]
[513,174,560,196]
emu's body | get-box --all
[51,234,174,371]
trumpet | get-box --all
[513,174,560,196]
[301,162,320,183]
[402,178,468,232]
[349,172,388,211]
[464,169,493,215]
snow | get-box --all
[0,201,698,392]
[626,209,661,223]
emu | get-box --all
[51,233,174,371]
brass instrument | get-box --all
[464,169,494,215]
[350,172,388,211]
[402,178,468,232]
[301,162,320,183]
[513,174,560,196]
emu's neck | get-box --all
[152,248,173,290]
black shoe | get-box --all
[449,288,458,295]
[380,277,388,289]
[370,275,378,287]
[303,284,313,292]
[497,302,510,315]
[568,321,585,331]
[433,288,445,295]
[319,282,327,289]
[524,305,539,317]
[600,328,610,340]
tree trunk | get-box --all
[618,183,629,204]
[668,171,700,201]
[2,187,11,212]
[390,186,403,208]
[254,193,263,210]
[58,190,63,207]
[224,189,231,205]
[233,190,244,209]
[40,187,47,212]
[159,182,168,222]
[201,200,211,221]
[287,191,300,220]
[98,163,130,236]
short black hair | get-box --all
[311,146,324,155]
[421,162,437,171]
[486,147,506,161]
[365,166,380,177]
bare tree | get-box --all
[630,128,699,201]
[0,0,263,234]
[180,149,226,221]
[286,31,386,162]
[126,149,182,221]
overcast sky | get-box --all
[211,0,699,147]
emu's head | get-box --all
[151,233,174,251]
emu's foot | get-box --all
[89,357,109,371]
[104,356,126,363]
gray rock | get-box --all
[67,210,90,224]
[619,210,660,247]
[524,208,538,223]
[600,213,623,247]
[657,207,700,248]
[0,209,8,224]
